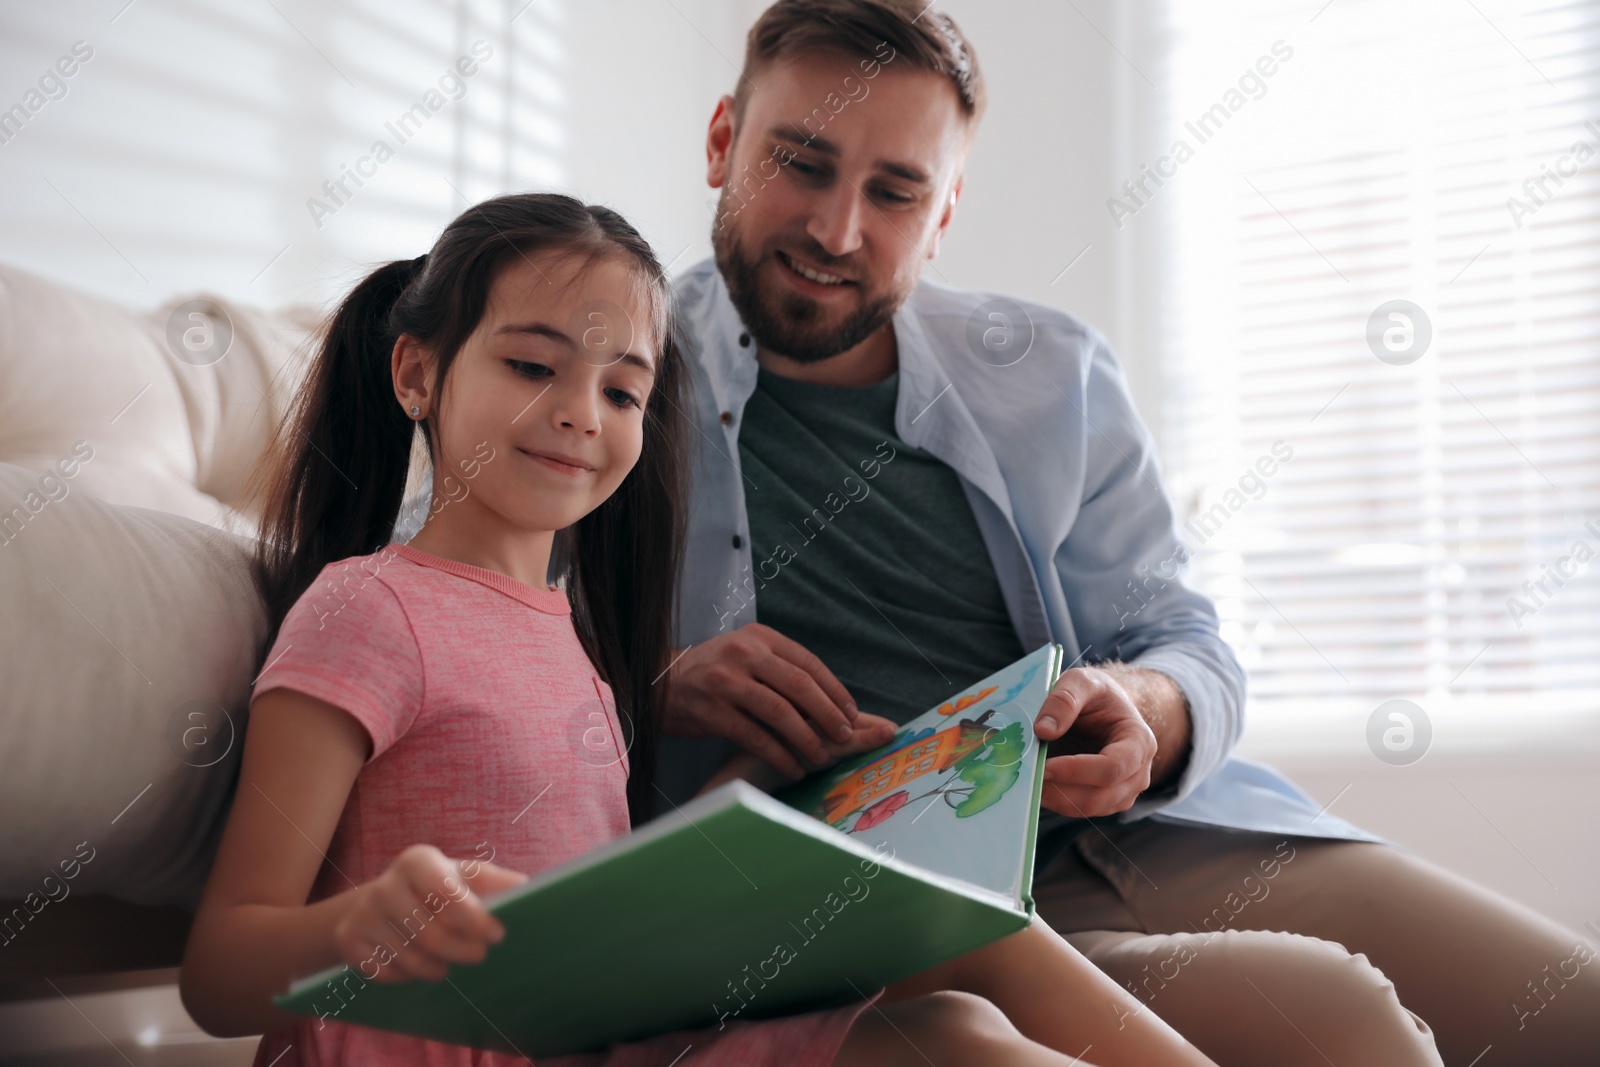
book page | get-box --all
[776,643,1060,905]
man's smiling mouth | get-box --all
[776,249,851,287]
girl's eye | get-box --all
[508,359,551,380]
[509,359,637,410]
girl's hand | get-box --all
[697,712,900,795]
[331,844,528,983]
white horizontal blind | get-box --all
[0,0,563,308]
[1155,0,1600,715]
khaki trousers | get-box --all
[1032,820,1599,1067]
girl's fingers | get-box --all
[408,920,497,970]
[457,859,528,901]
[344,901,493,983]
[449,861,523,941]
[401,891,500,955]
[371,949,435,984]
[394,850,503,944]
[339,917,434,982]
[336,847,528,987]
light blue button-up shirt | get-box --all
[656,258,1377,846]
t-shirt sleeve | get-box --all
[252,560,424,762]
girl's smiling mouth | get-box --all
[518,446,596,475]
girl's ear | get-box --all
[392,334,434,418]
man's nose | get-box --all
[805,181,866,259]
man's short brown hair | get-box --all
[732,0,985,128]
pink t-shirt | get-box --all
[248,543,872,1067]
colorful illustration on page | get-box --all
[782,661,1043,834]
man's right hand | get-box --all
[696,710,900,796]
[662,623,870,780]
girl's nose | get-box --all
[552,383,603,435]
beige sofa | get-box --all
[0,264,320,995]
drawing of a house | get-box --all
[821,710,997,825]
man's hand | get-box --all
[1032,664,1190,819]
[662,624,870,780]
[696,711,900,796]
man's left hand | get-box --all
[1032,666,1167,819]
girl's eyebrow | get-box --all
[495,321,656,376]
[496,321,570,344]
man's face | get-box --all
[707,52,969,363]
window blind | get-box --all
[1152,0,1600,715]
[0,0,563,308]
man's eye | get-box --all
[875,187,913,205]
[789,159,824,179]
[508,360,551,379]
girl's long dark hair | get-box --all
[248,193,688,826]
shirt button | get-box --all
[738,332,750,347]
[732,534,743,549]
[719,410,733,425]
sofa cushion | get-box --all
[0,462,264,912]
[0,264,317,534]
[150,290,320,527]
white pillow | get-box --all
[147,289,320,528]
[0,266,220,525]
[0,264,319,534]
[0,462,264,910]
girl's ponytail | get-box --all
[252,255,426,636]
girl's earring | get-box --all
[409,405,421,418]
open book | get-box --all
[273,642,1064,1056]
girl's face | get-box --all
[410,250,660,535]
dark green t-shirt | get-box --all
[736,364,1026,724]
[738,363,1094,872]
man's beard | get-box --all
[711,188,906,365]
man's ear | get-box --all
[706,94,737,189]
[927,173,965,260]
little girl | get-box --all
[179,192,1216,1067]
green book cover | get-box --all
[272,642,1064,1057]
